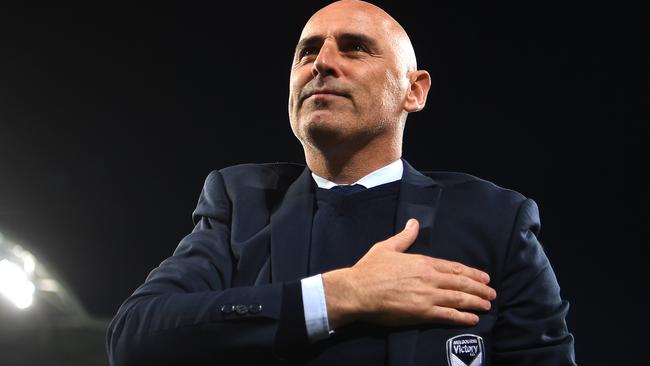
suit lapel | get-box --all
[395,160,442,257]
[270,166,315,283]
[388,159,443,366]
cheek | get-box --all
[288,73,301,107]
[379,70,406,112]
[288,81,299,107]
[362,66,404,108]
[289,68,311,99]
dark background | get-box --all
[1,2,647,364]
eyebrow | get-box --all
[294,33,381,55]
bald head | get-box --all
[288,0,431,179]
[302,0,418,72]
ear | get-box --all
[403,70,431,113]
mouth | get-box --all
[302,89,350,102]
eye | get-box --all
[344,42,368,54]
[299,47,318,58]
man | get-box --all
[107,1,575,365]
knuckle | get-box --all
[446,308,458,320]
[479,285,489,298]
[414,299,430,313]
[423,255,436,265]
[412,274,427,286]
[367,243,382,253]
[430,259,443,272]
[458,276,471,291]
[412,256,432,273]
[401,296,427,315]
[451,262,463,275]
[453,276,464,289]
[415,254,430,266]
[454,291,465,306]
[420,273,433,285]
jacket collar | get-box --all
[270,159,442,279]
[269,166,315,283]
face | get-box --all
[288,2,412,153]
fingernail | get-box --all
[405,219,415,230]
[481,272,490,283]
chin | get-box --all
[303,118,369,154]
[302,110,348,132]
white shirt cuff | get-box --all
[301,274,334,342]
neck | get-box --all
[303,134,402,184]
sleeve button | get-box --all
[248,304,262,314]
[234,304,249,315]
[220,304,234,314]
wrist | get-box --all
[322,268,359,329]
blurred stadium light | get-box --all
[1,230,109,365]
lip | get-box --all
[303,89,350,101]
[309,93,344,99]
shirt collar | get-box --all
[311,159,403,189]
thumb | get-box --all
[383,218,419,252]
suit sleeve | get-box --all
[491,198,576,365]
[106,170,308,365]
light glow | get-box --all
[22,253,36,274]
[0,259,35,309]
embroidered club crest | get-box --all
[446,334,485,366]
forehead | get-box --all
[299,6,393,44]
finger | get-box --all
[430,258,491,284]
[382,218,419,252]
[435,273,497,301]
[425,306,480,326]
[430,288,492,312]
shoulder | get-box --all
[202,162,306,194]
[193,163,306,217]
[422,170,529,213]
[423,171,526,199]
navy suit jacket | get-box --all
[107,160,575,365]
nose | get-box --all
[311,39,341,79]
